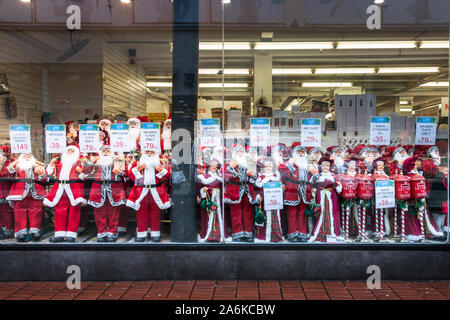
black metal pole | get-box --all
[170,0,199,242]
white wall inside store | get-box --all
[147,97,170,115]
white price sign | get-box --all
[263,181,283,211]
[10,125,31,154]
[415,117,437,145]
[45,125,66,154]
[200,119,221,147]
[375,180,395,209]
[370,116,391,145]
[140,123,161,152]
[300,119,321,147]
[250,118,270,147]
[79,124,100,153]
[110,123,130,152]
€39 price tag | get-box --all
[415,117,437,146]
[10,125,31,154]
[200,119,221,147]
[250,118,270,147]
[375,180,395,209]
[45,125,66,154]
[301,119,321,147]
[263,181,283,211]
[110,123,130,153]
[370,116,391,145]
[79,124,100,153]
[140,123,161,152]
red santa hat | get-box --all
[327,146,341,154]
[403,156,420,174]
[137,116,148,123]
[372,157,388,171]
[421,158,439,177]
[351,144,365,157]
[383,146,396,158]
[318,156,333,170]
[291,142,306,155]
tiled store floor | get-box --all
[0,281,448,300]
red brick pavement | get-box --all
[0,281,448,300]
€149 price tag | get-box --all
[375,180,395,209]
[10,125,31,154]
[110,123,130,152]
[263,181,283,211]
[79,124,100,153]
[140,123,161,152]
[45,125,66,154]
[200,119,221,147]
[250,118,270,147]
[370,116,391,145]
[415,117,437,146]
[301,119,321,147]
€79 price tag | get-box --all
[370,116,391,145]
[140,123,161,152]
[263,181,284,211]
[301,118,321,147]
[10,125,31,154]
[375,180,395,209]
[110,123,130,152]
[45,125,66,154]
[79,124,100,153]
[415,117,437,146]
[200,119,221,147]
[250,118,270,147]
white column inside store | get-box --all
[254,54,273,107]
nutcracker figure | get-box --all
[254,159,283,242]
[280,142,314,242]
[6,153,46,242]
[127,149,171,242]
[44,145,87,243]
[83,145,127,242]
[0,148,14,240]
[224,144,257,242]
[197,159,225,243]
[308,158,342,242]
[127,117,141,152]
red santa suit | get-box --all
[0,156,14,238]
[223,146,257,241]
[126,153,171,239]
[43,146,87,239]
[6,155,46,237]
[83,155,127,239]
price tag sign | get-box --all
[10,125,31,154]
[45,125,66,154]
[375,180,395,209]
[250,118,270,147]
[79,124,100,153]
[301,119,321,147]
[200,119,221,147]
[263,181,283,211]
[110,123,130,152]
[415,117,437,145]
[140,123,161,152]
[370,116,391,145]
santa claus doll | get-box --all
[98,119,112,135]
[254,159,283,243]
[392,146,409,171]
[83,145,127,242]
[426,146,441,167]
[127,149,171,242]
[0,148,14,240]
[328,146,346,174]
[307,147,323,169]
[127,117,141,152]
[359,146,376,173]
[6,153,46,242]
[66,121,79,146]
[308,158,342,242]
[279,142,314,242]
[197,159,225,243]
[161,116,172,154]
[44,145,87,243]
[223,144,257,242]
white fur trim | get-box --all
[7,165,16,174]
[197,173,222,185]
[424,206,444,236]
[156,168,168,179]
[136,231,147,238]
[54,231,66,238]
[79,173,89,180]
[46,164,55,176]
[66,231,77,238]
[199,188,224,243]
[308,189,335,242]
[150,231,160,237]
[131,167,143,180]
[43,184,86,207]
[200,188,207,199]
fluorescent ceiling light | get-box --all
[315,68,375,74]
[272,68,312,75]
[420,41,449,49]
[199,69,250,75]
[147,82,172,88]
[222,0,231,3]
[378,67,439,73]
[400,101,410,105]
[199,42,251,50]
[419,81,449,87]
[120,0,131,3]
[20,0,31,2]
[302,82,352,88]
[374,0,384,4]
[400,108,412,112]
[336,41,416,49]
[254,42,333,50]
[200,83,248,88]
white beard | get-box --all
[394,153,408,164]
[335,157,344,167]
[16,157,36,171]
[431,153,441,166]
[234,154,248,168]
[96,154,113,168]
[272,153,282,164]
[140,154,160,169]
[294,156,308,169]
[61,152,79,168]
[162,128,171,140]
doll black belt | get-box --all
[227,181,248,186]
[93,180,123,185]
[286,178,308,186]
[135,181,164,188]
[56,180,83,185]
